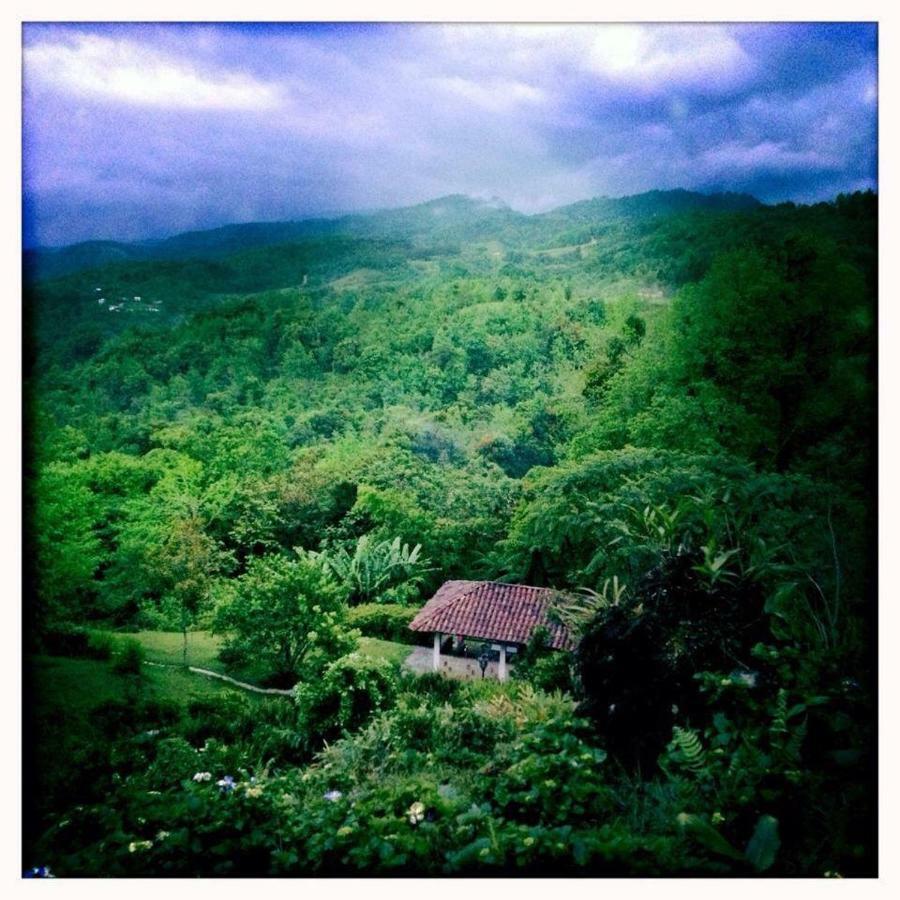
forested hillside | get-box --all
[23,189,877,876]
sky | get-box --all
[22,22,878,247]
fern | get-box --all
[670,726,707,777]
[770,688,789,736]
[769,688,807,764]
[784,716,807,763]
[549,578,627,633]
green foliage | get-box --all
[28,462,104,627]
[295,651,400,742]
[112,638,145,676]
[667,727,707,777]
[39,626,113,660]
[314,534,431,604]
[347,603,421,644]
[213,553,356,682]
[676,813,780,873]
[513,627,575,693]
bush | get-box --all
[347,603,421,644]
[216,643,249,670]
[40,625,113,660]
[402,670,462,703]
[113,638,145,675]
[576,548,768,767]
[89,697,181,740]
[295,652,399,742]
[489,713,612,827]
[513,627,574,693]
[213,553,355,682]
[182,695,255,745]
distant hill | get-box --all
[24,189,762,282]
[536,189,761,226]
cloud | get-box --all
[24,32,283,110]
[22,22,878,246]
[578,24,757,94]
[430,76,546,113]
[699,141,843,176]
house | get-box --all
[408,580,574,681]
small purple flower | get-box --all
[323,789,343,802]
[216,775,235,792]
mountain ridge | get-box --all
[24,189,762,282]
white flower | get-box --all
[323,789,343,802]
[128,840,153,853]
[192,771,212,782]
[407,801,425,825]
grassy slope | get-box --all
[357,636,412,665]
[112,630,223,669]
[107,630,412,674]
[27,632,410,823]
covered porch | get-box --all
[402,644,510,680]
[407,579,574,682]
[428,632,519,680]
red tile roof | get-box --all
[409,580,575,651]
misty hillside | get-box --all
[24,189,761,282]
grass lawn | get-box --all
[30,651,245,722]
[105,630,273,686]
[357,637,411,665]
[108,629,412,673]
[105,629,224,669]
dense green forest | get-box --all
[23,189,876,876]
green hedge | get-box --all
[40,625,113,660]
[347,603,426,645]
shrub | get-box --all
[346,603,421,644]
[113,638,145,675]
[182,695,255,746]
[86,631,115,660]
[489,714,612,827]
[88,697,181,741]
[216,643,249,670]
[295,652,399,743]
[213,553,355,682]
[575,548,768,767]
[402,670,462,703]
[40,625,113,660]
[144,736,204,789]
[513,627,574,693]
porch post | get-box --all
[433,632,441,671]
[498,645,507,681]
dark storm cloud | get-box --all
[22,22,877,246]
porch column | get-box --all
[433,632,441,671]
[498,645,507,681]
